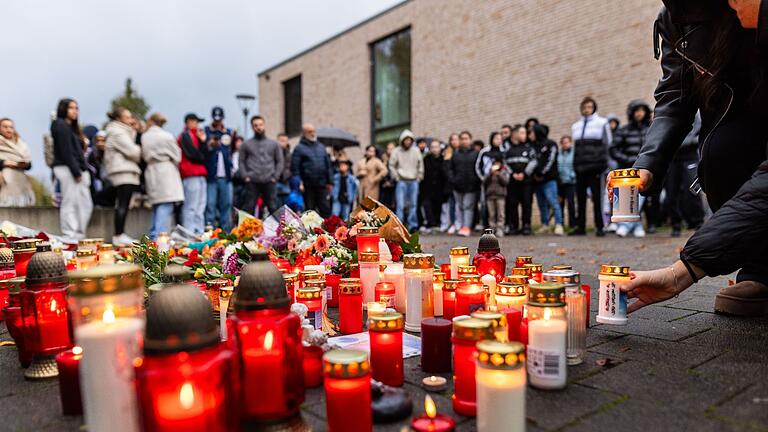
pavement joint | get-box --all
[704,384,768,432]
[552,392,630,432]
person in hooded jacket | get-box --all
[610,100,652,238]
[104,107,142,245]
[142,113,184,239]
[531,124,564,235]
[388,129,424,232]
[421,139,446,232]
[291,123,332,217]
[445,131,480,237]
[475,132,506,231]
[610,0,768,317]
[505,125,537,235]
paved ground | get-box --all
[2,231,767,431]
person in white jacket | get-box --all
[142,113,184,239]
[104,107,141,245]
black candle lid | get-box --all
[477,228,500,252]
[25,250,67,286]
[144,284,219,355]
[233,253,289,311]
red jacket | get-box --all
[177,128,208,179]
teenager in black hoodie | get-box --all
[504,125,536,235]
[421,139,446,232]
[531,124,564,235]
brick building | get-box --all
[258,0,661,148]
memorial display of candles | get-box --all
[543,269,585,365]
[457,265,477,277]
[471,310,508,342]
[421,317,452,374]
[323,349,372,432]
[56,346,83,416]
[411,395,456,432]
[442,279,459,320]
[12,238,40,277]
[375,281,396,308]
[0,247,16,281]
[432,271,445,316]
[524,263,544,283]
[597,265,631,325]
[456,274,485,316]
[218,285,234,341]
[475,340,526,432]
[206,278,230,312]
[326,273,341,308]
[610,168,642,223]
[515,255,532,269]
[495,282,527,311]
[358,251,380,306]
[283,272,298,303]
[404,253,435,333]
[356,226,380,254]
[296,283,324,330]
[78,238,103,253]
[338,278,363,334]
[449,247,470,279]
[229,254,304,422]
[526,283,567,390]
[368,312,404,386]
[383,261,405,312]
[3,277,30,367]
[135,284,237,432]
[68,264,144,431]
[472,229,506,283]
[451,317,494,416]
[20,245,72,379]
[156,232,171,253]
[75,249,98,271]
[512,266,532,281]
[97,243,116,264]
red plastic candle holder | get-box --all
[514,256,533,269]
[356,226,380,254]
[302,345,324,388]
[374,281,396,308]
[11,239,40,277]
[503,307,523,343]
[20,272,71,356]
[338,278,363,334]
[455,274,485,316]
[283,273,298,303]
[296,283,324,330]
[420,318,452,374]
[472,229,506,283]
[369,312,404,386]
[524,263,544,283]
[451,318,494,417]
[2,277,31,367]
[412,395,456,432]
[326,273,341,308]
[56,347,83,416]
[323,349,372,432]
[442,279,459,321]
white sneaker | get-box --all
[554,224,564,236]
[615,225,630,238]
[447,226,457,235]
[113,233,137,246]
[606,223,619,233]
[419,226,430,234]
[494,228,505,238]
[633,226,646,238]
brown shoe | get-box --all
[714,280,768,316]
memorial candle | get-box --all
[367,301,386,316]
[0,247,16,283]
[432,272,445,316]
[543,270,585,365]
[471,310,508,342]
[218,286,234,341]
[404,253,435,333]
[97,243,116,264]
[503,307,523,343]
[78,238,103,253]
[375,281,396,308]
[206,278,230,312]
[457,265,477,278]
[442,279,459,320]
[303,345,324,389]
[597,265,631,325]
[156,232,171,253]
[526,283,567,390]
[451,318,494,417]
[356,226,380,254]
[524,263,544,283]
[455,274,485,316]
[514,255,532,269]
[475,341,526,432]
[368,312,404,386]
[472,229,506,284]
[2,277,31,367]
[383,262,405,312]
[449,247,470,279]
[610,168,642,223]
[283,273,298,303]
[75,249,98,271]
[56,346,83,416]
[296,284,324,330]
[338,278,363,334]
[326,273,341,308]
[359,252,380,306]
[495,282,527,311]
[420,317,452,374]
[323,349,372,432]
[299,269,320,288]
[511,266,532,283]
[12,238,40,277]
[481,274,497,308]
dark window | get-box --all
[283,75,302,136]
[371,28,411,147]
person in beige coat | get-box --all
[354,144,388,203]
[104,107,141,245]
[0,118,35,206]
[142,113,184,239]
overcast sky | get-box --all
[1,0,402,182]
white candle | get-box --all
[481,274,497,307]
[433,278,444,317]
[476,362,526,432]
[383,262,405,312]
[449,252,470,280]
[359,262,380,307]
[405,270,431,333]
[527,315,567,390]
[367,301,386,316]
[76,312,143,432]
[597,267,630,325]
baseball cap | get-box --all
[184,113,205,123]
[211,106,225,121]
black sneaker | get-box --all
[568,229,586,236]
[596,229,606,237]
[647,225,657,234]
[671,226,681,237]
[522,226,532,236]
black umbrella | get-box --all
[316,127,359,148]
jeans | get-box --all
[182,176,207,235]
[332,201,352,220]
[53,166,93,241]
[206,178,233,232]
[440,193,456,231]
[150,202,175,239]
[453,191,478,230]
[535,180,563,226]
[395,180,419,231]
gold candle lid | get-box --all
[503,274,528,285]
[300,269,320,278]
[612,168,640,179]
[459,274,481,284]
[450,246,469,256]
[368,312,404,332]
[295,286,323,300]
[600,265,631,277]
[323,349,370,379]
[527,282,566,307]
[206,278,231,289]
[68,264,144,296]
[357,226,379,235]
[433,272,445,283]
[339,278,362,295]
[542,269,580,286]
[496,282,526,297]
[471,310,507,328]
[512,267,532,277]
[76,248,96,257]
[304,279,326,289]
[78,238,103,247]
[458,265,477,274]
[12,238,41,252]
[515,256,533,264]
[98,243,114,251]
[443,279,461,291]
[524,263,543,273]
[452,318,494,341]
[551,265,572,271]
[359,252,379,263]
[476,340,525,370]
[283,273,298,283]
[403,253,435,269]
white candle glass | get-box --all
[432,272,445,316]
[449,247,470,280]
[526,283,567,390]
[481,274,497,308]
[543,270,585,365]
[495,282,527,311]
[404,254,435,333]
[383,262,406,312]
[358,252,380,308]
[610,169,642,223]
[476,341,526,432]
[597,265,631,325]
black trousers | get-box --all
[507,181,532,231]
[665,159,704,229]
[421,196,443,228]
[114,184,137,235]
[243,181,275,218]
[558,182,576,228]
[575,169,604,232]
[304,184,331,217]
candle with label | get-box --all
[375,281,396,308]
[543,269,585,365]
[368,312,404,386]
[610,168,642,222]
[420,317,452,373]
[296,284,324,330]
[359,252,380,307]
[432,272,445,316]
[452,318,494,416]
[404,254,435,333]
[442,279,459,320]
[323,349,372,432]
[526,283,567,390]
[338,278,363,334]
[597,265,631,325]
[455,274,485,316]
[475,341,526,432]
[383,262,406,312]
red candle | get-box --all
[452,318,493,417]
[338,278,363,334]
[503,307,523,343]
[440,263,451,276]
[515,255,532,269]
[326,273,341,308]
[2,277,31,367]
[374,281,396,308]
[349,263,360,279]
[302,345,324,388]
[411,395,456,432]
[368,312,404,387]
[283,273,298,303]
[12,239,40,277]
[582,284,591,327]
[273,258,292,273]
[455,274,485,316]
[420,318,452,374]
[525,263,544,283]
[323,349,372,432]
[296,284,324,330]
[520,318,529,345]
[457,265,477,278]
[56,346,83,416]
[356,226,380,254]
[442,280,459,321]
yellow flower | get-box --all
[194,268,207,279]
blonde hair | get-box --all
[148,112,167,127]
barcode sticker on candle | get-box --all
[527,347,564,380]
[308,310,322,330]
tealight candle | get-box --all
[455,274,485,316]
[475,341,526,432]
[404,253,435,333]
[411,395,456,432]
[442,279,460,320]
[451,317,494,416]
[543,269,585,365]
[368,312,404,386]
[610,168,642,223]
[358,252,380,307]
[432,272,445,316]
[422,375,448,392]
[449,247,470,279]
[383,262,405,312]
[323,350,372,432]
[56,346,83,416]
[367,301,386,316]
[375,281,396,308]
[526,283,567,390]
[338,278,363,334]
[420,317,452,374]
[597,265,631,325]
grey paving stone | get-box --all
[527,383,620,431]
[597,310,715,342]
[590,334,720,368]
[586,327,626,348]
[568,350,625,384]
[709,382,768,431]
[692,351,768,389]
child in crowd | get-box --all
[557,135,577,229]
[331,160,358,220]
[285,176,305,213]
[483,156,510,237]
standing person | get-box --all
[379,141,397,209]
[239,115,283,218]
[354,144,388,202]
[0,118,34,206]
[604,113,622,232]
[610,99,652,238]
[177,113,208,235]
[445,131,480,237]
[420,139,446,233]
[665,113,704,237]
[525,118,539,131]
[388,129,424,232]
[203,107,234,232]
[531,124,564,235]
[484,156,510,238]
[557,135,577,230]
[51,98,92,241]
[104,107,142,245]
[476,132,506,230]
[86,131,115,207]
[231,135,245,210]
[571,96,611,236]
[142,113,184,239]
[291,123,333,217]
[499,124,513,150]
[440,133,460,233]
[331,160,358,220]
[276,133,293,207]
[505,125,536,235]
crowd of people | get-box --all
[0,95,705,244]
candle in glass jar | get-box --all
[3,277,31,367]
[97,243,116,264]
[302,345,324,389]
[543,270,585,365]
[375,281,396,308]
[481,274,497,307]
[495,282,527,311]
[356,226,380,254]
[452,318,494,416]
[296,284,324,330]
[420,317,452,374]
[610,168,642,223]
[514,256,532,269]
[358,252,379,307]
[75,248,98,270]
[471,310,507,342]
[442,279,459,321]
[323,349,372,432]
[12,238,40,277]
[526,283,567,390]
[456,274,485,316]
[502,307,523,343]
[475,341,526,432]
[78,238,103,253]
[524,263,543,283]
[218,286,234,341]
[597,265,631,325]
[411,395,456,432]
[472,229,506,284]
[432,272,445,316]
[383,262,405,312]
[206,278,230,312]
[326,273,341,308]
[511,266,532,283]
[299,269,320,288]
[368,312,404,386]
[283,273,298,303]
[404,254,435,333]
[449,247,470,279]
[56,346,83,416]
[366,301,386,316]
[338,278,363,334]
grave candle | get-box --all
[366,301,386,316]
[455,274,485,316]
[404,253,435,333]
[349,263,360,278]
[156,232,171,253]
[449,247,470,280]
[457,265,477,278]
[543,269,585,365]
[78,238,103,253]
[411,395,456,432]
[524,263,543,283]
[375,281,396,308]
[75,249,98,271]
[56,346,83,416]
[359,252,380,307]
[296,283,324,330]
[299,269,320,288]
[0,247,17,283]
[475,341,526,432]
[502,307,523,343]
[378,238,392,263]
[326,273,341,308]
[283,273,298,303]
[2,277,31,367]
[206,278,230,312]
[432,271,445,316]
[495,282,527,311]
[451,318,494,417]
[368,312,404,386]
[471,310,507,342]
[218,285,234,341]
[420,317,452,374]
[481,274,497,307]
[303,345,324,389]
[610,168,642,223]
[440,263,451,276]
[323,349,372,432]
[383,262,405,312]
[526,283,567,390]
[442,279,459,321]
[514,256,532,269]
[12,238,40,277]
[472,229,506,284]
[338,278,363,334]
[97,243,116,264]
[511,266,532,280]
[597,265,631,325]
[356,226,380,254]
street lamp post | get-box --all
[235,93,257,139]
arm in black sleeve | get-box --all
[180,132,206,164]
[609,130,635,167]
[536,142,557,176]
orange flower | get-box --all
[314,235,330,253]
[334,226,349,242]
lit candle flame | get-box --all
[425,394,436,419]
[543,307,552,321]
[102,308,116,324]
[72,346,83,355]
[264,330,274,350]
[179,382,195,410]
[50,298,57,312]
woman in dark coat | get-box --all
[612,0,768,316]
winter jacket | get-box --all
[239,135,283,184]
[178,129,208,179]
[475,145,506,180]
[504,142,537,182]
[422,153,446,200]
[354,156,388,202]
[331,173,358,205]
[610,100,652,169]
[51,119,86,178]
[280,145,292,182]
[571,113,611,173]
[446,147,480,193]
[203,125,234,182]
[674,112,701,162]
[531,124,559,183]
[104,120,141,186]
[557,148,576,185]
[141,125,184,205]
[483,163,510,198]
[291,136,333,185]
[388,130,424,182]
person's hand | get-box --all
[197,129,207,142]
[619,260,696,313]
[513,173,524,181]
[271,177,277,183]
[209,137,221,148]
[607,168,653,200]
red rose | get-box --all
[386,240,403,262]
[184,249,202,266]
